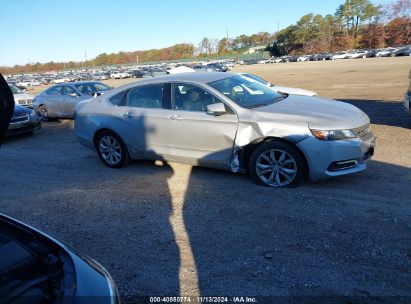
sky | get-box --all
[0,0,386,66]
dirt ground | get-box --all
[2,57,411,303]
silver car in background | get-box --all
[75,72,375,187]
[8,84,35,107]
[33,81,112,120]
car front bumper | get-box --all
[6,116,41,136]
[297,132,375,181]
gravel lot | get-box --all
[1,57,411,303]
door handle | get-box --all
[169,114,183,121]
[120,112,134,118]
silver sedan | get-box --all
[33,81,112,120]
[75,72,375,187]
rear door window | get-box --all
[45,86,64,96]
[109,91,126,106]
[126,84,164,109]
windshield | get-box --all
[9,84,23,94]
[208,75,286,108]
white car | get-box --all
[52,77,70,84]
[110,71,131,79]
[297,55,310,62]
[347,51,368,59]
[273,57,284,63]
[110,72,121,79]
[238,73,317,96]
[224,62,235,69]
[8,83,35,107]
[331,52,349,60]
[17,80,32,87]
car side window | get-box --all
[64,86,77,95]
[127,84,163,109]
[172,83,220,112]
[109,91,126,106]
[93,83,111,92]
[76,84,94,95]
[45,86,64,96]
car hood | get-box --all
[271,85,316,96]
[252,95,369,129]
[13,92,35,101]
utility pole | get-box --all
[274,19,279,43]
[84,50,87,70]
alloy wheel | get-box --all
[255,149,297,187]
[99,135,122,166]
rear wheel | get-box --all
[249,141,306,188]
[95,131,129,168]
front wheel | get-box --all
[95,131,129,168]
[249,141,306,187]
[38,105,49,121]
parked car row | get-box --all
[251,46,411,64]
[4,61,235,89]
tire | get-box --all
[248,140,306,188]
[95,130,129,168]
[38,105,49,121]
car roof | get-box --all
[110,72,235,93]
[55,81,103,86]
[143,72,232,84]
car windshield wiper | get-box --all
[248,103,270,108]
[248,95,288,108]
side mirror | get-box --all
[206,103,227,116]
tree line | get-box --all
[268,0,410,55]
[1,0,409,75]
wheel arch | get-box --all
[239,136,309,179]
[93,128,125,147]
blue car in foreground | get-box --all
[6,105,41,136]
[0,214,121,304]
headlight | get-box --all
[310,129,357,141]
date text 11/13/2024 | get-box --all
[149,296,257,303]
